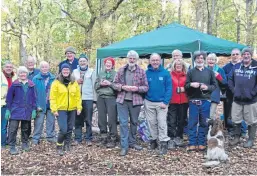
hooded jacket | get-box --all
[145,65,172,105]
[50,74,82,113]
[170,71,188,104]
[228,59,257,105]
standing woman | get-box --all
[50,63,82,156]
[167,59,189,149]
[5,66,37,155]
[206,53,227,119]
[94,57,117,148]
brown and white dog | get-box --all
[203,119,228,166]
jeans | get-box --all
[8,120,30,147]
[57,110,76,145]
[188,100,211,146]
[167,103,189,139]
[32,110,56,143]
[117,101,141,150]
[74,100,93,142]
[97,97,117,137]
[1,106,8,146]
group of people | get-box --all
[1,46,256,157]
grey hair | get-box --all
[231,48,241,55]
[2,60,13,67]
[17,66,29,75]
[39,61,49,68]
[26,55,36,63]
[172,49,182,57]
[171,59,187,73]
[207,53,219,63]
[150,53,161,60]
[127,50,139,59]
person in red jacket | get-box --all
[167,59,189,149]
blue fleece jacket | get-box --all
[58,58,79,73]
[145,65,172,105]
[228,59,257,105]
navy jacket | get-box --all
[228,59,257,105]
[145,65,172,105]
[222,62,238,99]
[28,68,40,81]
[58,58,79,73]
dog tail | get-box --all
[202,161,220,167]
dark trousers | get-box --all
[8,119,30,147]
[28,121,32,137]
[75,100,93,142]
[167,103,189,139]
[57,110,76,144]
[1,106,8,146]
[97,96,117,137]
[117,101,141,150]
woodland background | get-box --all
[1,0,257,70]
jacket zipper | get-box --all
[67,84,69,111]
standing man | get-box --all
[223,48,247,135]
[1,61,17,149]
[145,53,172,155]
[59,46,79,73]
[73,54,96,146]
[185,51,217,151]
[113,50,149,156]
[25,56,40,81]
[32,61,56,145]
[228,48,257,148]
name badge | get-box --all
[159,77,163,80]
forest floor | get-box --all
[1,104,257,175]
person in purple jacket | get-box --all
[5,66,37,155]
[228,48,257,148]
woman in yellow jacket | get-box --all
[50,63,82,156]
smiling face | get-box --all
[61,68,70,77]
[26,57,35,70]
[18,72,28,81]
[40,63,50,75]
[231,49,241,63]
[242,52,252,65]
[127,57,137,67]
[172,51,182,61]
[207,57,216,68]
[105,60,113,71]
[175,62,183,72]
[66,52,75,61]
[3,63,14,75]
[150,55,161,69]
[79,58,88,68]
[195,55,205,68]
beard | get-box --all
[128,62,136,69]
[194,61,205,68]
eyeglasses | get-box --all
[232,53,239,56]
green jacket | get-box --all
[94,70,117,98]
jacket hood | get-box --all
[35,72,55,80]
[147,64,164,72]
[171,70,186,76]
[12,79,35,87]
[56,73,75,84]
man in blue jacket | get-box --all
[58,46,79,73]
[145,53,172,155]
[228,48,257,148]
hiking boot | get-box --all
[243,124,257,148]
[57,145,64,156]
[106,137,116,148]
[174,137,183,147]
[148,140,158,150]
[21,143,30,152]
[63,142,71,152]
[229,123,241,146]
[120,148,128,156]
[168,140,175,150]
[129,144,143,151]
[158,141,168,155]
[86,141,92,146]
[10,146,18,155]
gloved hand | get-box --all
[5,110,11,120]
[32,110,37,119]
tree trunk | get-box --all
[178,0,182,23]
[20,33,27,65]
[235,17,241,43]
[245,0,253,46]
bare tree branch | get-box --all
[101,0,125,19]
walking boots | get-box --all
[158,141,168,155]
[244,124,257,148]
[229,123,241,146]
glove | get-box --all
[32,110,37,119]
[5,110,11,120]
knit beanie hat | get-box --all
[65,46,76,54]
[242,47,253,56]
[104,57,115,67]
[61,63,71,71]
[193,51,207,60]
[79,53,88,61]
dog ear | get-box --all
[208,119,214,127]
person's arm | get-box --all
[49,81,58,113]
[206,71,217,92]
[137,71,149,93]
[112,70,123,91]
[228,68,235,94]
[6,85,14,110]
[94,73,102,91]
[75,82,82,111]
[163,72,172,105]
[216,68,227,85]
[185,70,192,91]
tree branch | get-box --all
[101,0,125,19]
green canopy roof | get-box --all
[97,22,246,59]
